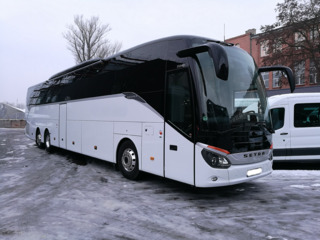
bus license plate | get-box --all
[247,168,262,177]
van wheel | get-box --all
[36,130,44,148]
[117,140,140,180]
[44,131,53,153]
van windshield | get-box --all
[194,46,272,153]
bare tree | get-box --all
[63,15,122,64]
[260,0,320,86]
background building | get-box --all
[226,27,320,97]
[0,103,25,128]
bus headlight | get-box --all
[201,149,231,169]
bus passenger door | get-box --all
[165,69,194,185]
[59,104,67,149]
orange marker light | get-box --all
[207,145,230,155]
[150,157,155,160]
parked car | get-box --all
[269,93,320,162]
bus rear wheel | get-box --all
[44,131,53,153]
[117,140,140,180]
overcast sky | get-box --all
[0,0,281,105]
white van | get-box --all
[268,93,320,162]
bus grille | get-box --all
[232,124,268,151]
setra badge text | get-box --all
[243,151,266,158]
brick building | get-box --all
[226,28,320,96]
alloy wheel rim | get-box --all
[121,148,136,172]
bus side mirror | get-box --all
[177,43,229,81]
[258,66,295,93]
[207,43,229,81]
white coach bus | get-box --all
[25,35,294,187]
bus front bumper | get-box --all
[195,160,273,188]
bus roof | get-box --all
[48,35,233,81]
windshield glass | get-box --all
[195,46,272,153]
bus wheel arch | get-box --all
[44,129,53,153]
[116,139,140,180]
[35,128,44,148]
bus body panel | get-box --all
[81,121,114,161]
[114,122,142,136]
[67,120,82,153]
[26,95,164,164]
[164,123,194,185]
[141,122,164,176]
[67,94,163,123]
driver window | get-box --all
[166,69,193,137]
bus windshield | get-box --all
[195,46,272,153]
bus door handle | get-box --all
[170,145,178,151]
[280,132,288,135]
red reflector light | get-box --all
[207,145,230,155]
[270,143,273,149]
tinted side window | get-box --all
[270,108,285,130]
[46,63,116,102]
[294,103,320,128]
[114,59,166,115]
[33,41,168,108]
[26,84,40,109]
[80,71,116,99]
[114,42,168,115]
[29,83,48,105]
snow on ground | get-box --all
[1,128,320,240]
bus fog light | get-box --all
[211,177,218,181]
[201,149,231,169]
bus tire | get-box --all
[44,130,53,153]
[117,140,140,180]
[35,129,44,149]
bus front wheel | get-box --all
[36,130,44,149]
[117,140,140,180]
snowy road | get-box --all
[1,128,320,240]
